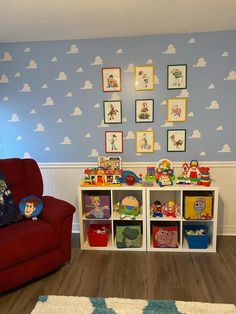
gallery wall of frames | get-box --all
[0,30,235,162]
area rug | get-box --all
[31,295,236,314]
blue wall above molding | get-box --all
[0,31,235,162]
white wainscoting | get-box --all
[39,162,236,235]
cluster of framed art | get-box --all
[102,64,187,154]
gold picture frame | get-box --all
[135,65,154,91]
[136,130,154,153]
[167,98,187,122]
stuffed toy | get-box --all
[19,196,43,220]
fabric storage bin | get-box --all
[184,225,209,249]
[184,192,213,220]
[152,225,179,248]
[116,225,141,248]
[84,195,110,219]
[87,223,111,247]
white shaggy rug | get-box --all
[31,295,236,314]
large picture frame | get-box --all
[135,99,154,123]
[167,98,187,122]
[135,65,154,91]
[102,67,121,92]
[103,100,122,124]
[167,64,187,90]
[167,129,186,152]
[136,130,154,153]
[105,131,123,153]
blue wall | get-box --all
[0,31,235,162]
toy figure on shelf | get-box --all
[198,167,211,186]
[162,201,179,218]
[145,167,156,182]
[80,157,123,186]
[156,159,175,187]
[151,200,163,218]
[114,196,141,220]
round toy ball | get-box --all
[121,196,139,210]
[19,196,43,219]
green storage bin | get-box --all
[116,225,141,248]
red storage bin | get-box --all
[153,225,179,248]
[87,223,111,247]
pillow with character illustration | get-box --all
[19,196,43,220]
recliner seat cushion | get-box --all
[0,220,60,270]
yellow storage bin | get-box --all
[184,192,213,220]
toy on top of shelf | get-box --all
[198,167,211,186]
[187,160,201,182]
[81,156,123,186]
[121,170,142,185]
[98,156,121,171]
[145,166,156,182]
[151,200,163,217]
[114,195,141,220]
[156,159,175,187]
[162,201,179,218]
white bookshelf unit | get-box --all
[146,184,219,252]
[78,184,219,252]
[78,185,146,251]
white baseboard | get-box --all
[72,223,80,233]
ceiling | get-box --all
[1,0,236,43]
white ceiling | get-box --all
[1,0,236,43]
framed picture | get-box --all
[167,129,186,152]
[103,100,122,124]
[167,64,187,89]
[136,130,154,153]
[135,99,154,123]
[102,67,121,92]
[105,131,123,153]
[135,65,154,91]
[167,98,187,122]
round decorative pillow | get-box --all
[19,196,43,219]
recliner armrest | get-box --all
[39,196,76,235]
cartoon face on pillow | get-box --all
[19,196,43,219]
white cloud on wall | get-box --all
[161,120,173,127]
[206,100,220,110]
[81,80,93,89]
[88,149,99,157]
[0,52,12,61]
[25,60,38,69]
[90,56,103,65]
[19,83,31,92]
[163,44,176,54]
[8,113,19,122]
[0,74,9,83]
[70,107,82,116]
[66,44,79,54]
[60,136,72,144]
[124,131,135,139]
[188,130,201,138]
[23,152,31,158]
[188,37,196,44]
[216,125,223,131]
[116,49,123,54]
[193,57,207,67]
[97,119,109,128]
[43,97,54,106]
[224,71,236,80]
[208,84,215,89]
[124,63,134,72]
[55,72,67,80]
[218,144,231,153]
[33,123,45,132]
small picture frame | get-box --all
[135,65,154,91]
[104,100,122,124]
[136,130,154,153]
[135,99,154,123]
[167,129,186,152]
[167,64,187,89]
[167,98,187,122]
[102,67,121,92]
[105,131,123,153]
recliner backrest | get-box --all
[0,158,43,205]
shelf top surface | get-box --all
[79,183,218,191]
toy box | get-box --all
[184,192,213,220]
[152,224,179,248]
[184,225,209,249]
[87,223,111,247]
[116,225,141,248]
[84,195,110,219]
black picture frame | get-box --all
[167,64,187,90]
[103,100,122,124]
[135,99,154,123]
[167,129,186,152]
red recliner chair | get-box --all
[0,158,76,293]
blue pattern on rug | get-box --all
[89,297,116,314]
[144,300,182,313]
[38,295,48,303]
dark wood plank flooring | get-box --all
[0,235,235,314]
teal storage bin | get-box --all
[184,225,209,249]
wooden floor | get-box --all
[0,235,235,313]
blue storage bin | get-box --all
[184,225,209,249]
